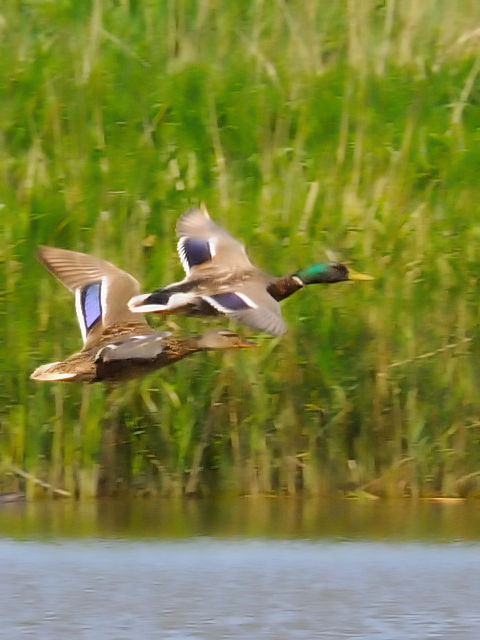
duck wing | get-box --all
[95,332,172,362]
[176,204,254,278]
[37,246,150,347]
[203,281,286,336]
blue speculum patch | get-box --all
[209,292,250,311]
[82,282,102,330]
[183,238,212,268]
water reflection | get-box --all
[1,497,479,541]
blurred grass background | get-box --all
[1,0,480,498]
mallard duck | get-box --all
[128,204,373,336]
[30,246,256,384]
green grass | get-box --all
[2,0,480,498]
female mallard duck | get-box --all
[128,204,373,336]
[30,246,256,384]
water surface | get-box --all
[1,498,479,639]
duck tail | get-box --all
[30,361,89,382]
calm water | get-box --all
[1,498,480,639]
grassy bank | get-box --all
[1,1,480,498]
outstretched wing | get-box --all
[37,246,149,347]
[176,204,254,277]
[203,281,287,336]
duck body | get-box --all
[33,326,251,384]
[128,205,373,336]
[32,321,161,383]
[30,246,255,384]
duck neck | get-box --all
[267,275,304,301]
[163,337,201,363]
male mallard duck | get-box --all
[30,246,256,384]
[128,204,373,336]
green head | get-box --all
[295,262,374,285]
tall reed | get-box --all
[1,1,480,497]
